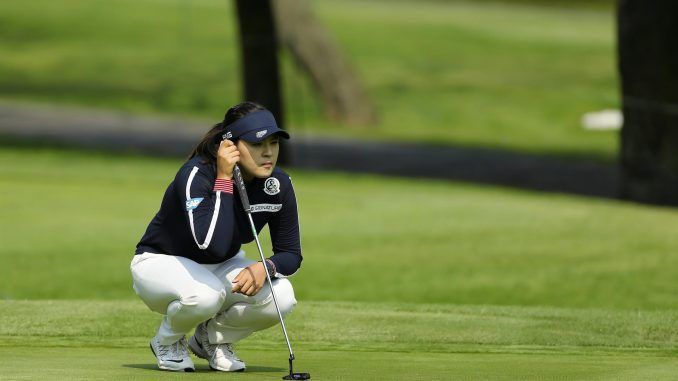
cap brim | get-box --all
[240,128,290,143]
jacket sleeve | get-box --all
[174,165,236,258]
[267,179,303,277]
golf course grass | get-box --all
[0,0,618,158]
[2,300,678,380]
[2,146,678,379]
[0,0,669,378]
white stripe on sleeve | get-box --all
[186,166,221,250]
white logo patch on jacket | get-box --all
[185,197,204,211]
[263,177,281,195]
[250,203,282,213]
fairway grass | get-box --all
[2,300,678,380]
[3,147,678,310]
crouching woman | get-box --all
[130,101,303,372]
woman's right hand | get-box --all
[216,139,240,180]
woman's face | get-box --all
[236,135,280,180]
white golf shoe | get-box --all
[189,322,246,372]
[149,335,195,372]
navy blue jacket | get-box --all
[135,156,302,276]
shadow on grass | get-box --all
[0,133,620,201]
[290,136,620,200]
[0,100,620,201]
[122,363,285,373]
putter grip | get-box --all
[232,165,251,212]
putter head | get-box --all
[283,373,311,380]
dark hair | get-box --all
[188,101,266,163]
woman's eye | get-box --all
[271,140,279,145]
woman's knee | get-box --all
[271,279,297,317]
[131,252,227,316]
[176,287,227,319]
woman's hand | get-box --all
[231,262,267,296]
[216,139,240,180]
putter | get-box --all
[232,165,311,381]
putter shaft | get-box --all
[246,212,295,358]
[232,165,297,375]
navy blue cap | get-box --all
[222,110,290,143]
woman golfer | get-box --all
[130,101,302,372]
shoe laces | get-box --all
[214,343,241,361]
[158,337,188,359]
[196,323,242,362]
[176,337,190,357]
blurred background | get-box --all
[0,0,619,156]
[1,0,678,361]
[4,0,678,378]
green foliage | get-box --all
[311,0,619,158]
[0,0,240,114]
[415,0,615,9]
[0,0,618,159]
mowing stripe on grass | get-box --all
[2,300,678,354]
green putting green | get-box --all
[1,300,678,380]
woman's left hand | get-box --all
[232,262,267,296]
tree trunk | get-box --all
[234,0,289,164]
[618,0,678,205]
[273,0,376,126]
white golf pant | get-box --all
[130,251,296,345]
